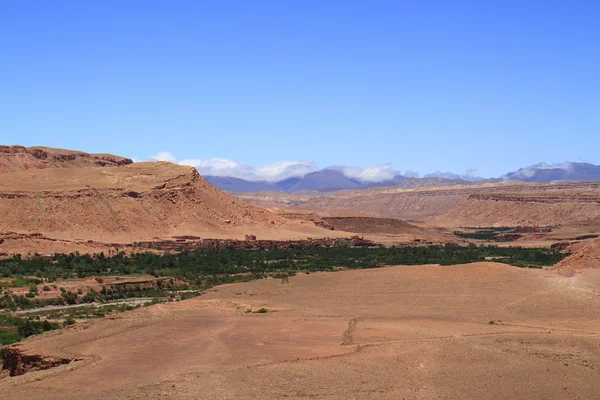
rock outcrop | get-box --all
[0,145,133,173]
[1,347,76,377]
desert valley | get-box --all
[0,145,599,399]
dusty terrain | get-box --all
[2,262,599,399]
[553,237,600,275]
[0,161,331,245]
[273,209,455,245]
[237,182,600,227]
[237,182,600,249]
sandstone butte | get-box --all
[0,146,331,243]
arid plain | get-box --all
[2,263,599,399]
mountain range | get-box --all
[503,162,600,183]
[204,170,479,193]
[205,162,600,193]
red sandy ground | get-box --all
[2,262,599,399]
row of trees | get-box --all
[0,244,567,284]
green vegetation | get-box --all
[0,329,20,345]
[0,313,59,345]
[454,230,503,240]
[0,245,566,283]
[8,278,32,288]
[0,287,187,312]
[453,227,516,240]
[460,227,514,232]
[0,300,164,345]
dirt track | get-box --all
[2,262,599,399]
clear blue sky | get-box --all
[1,1,599,178]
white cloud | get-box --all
[148,152,177,163]
[328,164,399,182]
[145,152,489,183]
[254,161,317,182]
[149,154,317,182]
[424,169,483,182]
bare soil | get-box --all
[239,182,600,227]
[2,263,599,399]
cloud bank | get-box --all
[148,152,317,182]
[145,152,484,183]
[424,169,482,182]
[328,164,399,182]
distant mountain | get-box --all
[503,162,600,182]
[424,171,483,182]
[204,176,276,192]
[207,161,600,193]
[205,170,474,193]
[205,171,367,192]
[287,170,364,192]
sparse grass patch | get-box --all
[0,329,21,345]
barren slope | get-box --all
[2,263,599,399]
[0,145,132,172]
[429,187,600,227]
[321,216,419,234]
[241,182,600,227]
[553,237,600,275]
[0,162,328,242]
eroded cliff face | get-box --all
[0,145,133,173]
[429,189,600,227]
[0,162,324,242]
[1,346,77,377]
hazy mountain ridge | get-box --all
[503,162,600,182]
[205,170,473,193]
[206,162,600,193]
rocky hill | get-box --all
[0,145,133,173]
[553,237,600,275]
[0,161,326,243]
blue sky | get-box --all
[1,1,599,179]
